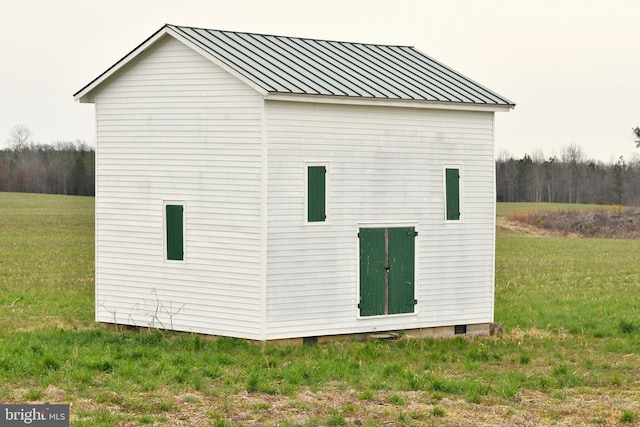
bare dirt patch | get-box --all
[502,207,640,239]
[98,387,640,426]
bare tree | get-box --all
[612,156,625,204]
[496,145,640,206]
[6,124,33,151]
[561,143,585,203]
[0,136,95,196]
[496,150,518,201]
[530,149,545,202]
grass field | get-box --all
[1,194,639,426]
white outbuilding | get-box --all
[75,24,514,342]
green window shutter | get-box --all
[445,168,460,221]
[388,227,416,315]
[308,166,326,222]
[359,228,386,316]
[166,204,184,261]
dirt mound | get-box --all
[502,207,640,239]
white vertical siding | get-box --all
[265,101,495,339]
[94,36,265,339]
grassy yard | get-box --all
[1,194,639,426]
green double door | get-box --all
[359,227,416,316]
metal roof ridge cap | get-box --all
[167,24,414,48]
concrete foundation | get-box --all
[267,323,492,346]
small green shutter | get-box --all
[308,166,326,222]
[166,204,184,261]
[359,228,386,316]
[445,168,460,221]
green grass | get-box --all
[621,410,637,423]
[0,192,94,332]
[496,232,640,336]
[1,194,640,425]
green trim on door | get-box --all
[387,227,416,314]
[358,228,386,316]
[359,227,416,316]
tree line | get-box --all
[0,125,94,196]
[496,143,640,206]
[2,125,639,204]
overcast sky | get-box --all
[1,0,638,162]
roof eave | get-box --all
[73,25,172,103]
[73,24,269,103]
[264,93,515,113]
